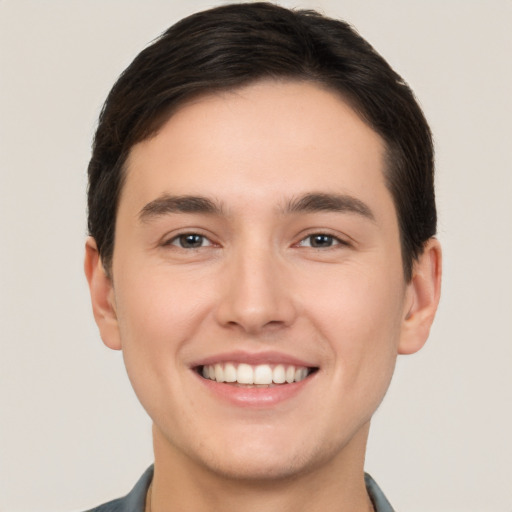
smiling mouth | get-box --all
[196,363,318,386]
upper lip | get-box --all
[190,350,318,369]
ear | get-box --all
[398,238,442,355]
[84,237,122,350]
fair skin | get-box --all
[85,80,441,512]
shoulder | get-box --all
[83,466,154,512]
[365,473,395,512]
[85,496,125,512]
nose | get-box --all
[215,244,297,335]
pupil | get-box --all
[181,234,202,248]
[312,235,332,247]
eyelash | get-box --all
[164,232,349,250]
[296,233,348,249]
[165,233,214,249]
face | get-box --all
[87,80,436,482]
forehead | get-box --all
[122,80,391,218]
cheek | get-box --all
[112,268,215,390]
[115,266,213,341]
[304,265,406,381]
[111,269,214,422]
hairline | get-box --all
[102,76,413,280]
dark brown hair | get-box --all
[88,2,436,280]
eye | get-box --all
[168,233,213,249]
[298,233,345,248]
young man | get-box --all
[84,3,441,511]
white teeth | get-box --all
[254,364,273,385]
[285,365,295,383]
[201,363,312,385]
[237,364,254,384]
[223,363,237,383]
[273,364,286,384]
[214,364,224,383]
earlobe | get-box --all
[398,238,442,355]
[84,237,122,350]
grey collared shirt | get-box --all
[86,465,394,512]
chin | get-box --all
[198,448,315,482]
[188,428,340,483]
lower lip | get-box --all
[194,372,314,407]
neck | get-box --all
[149,423,374,512]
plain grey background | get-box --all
[1,1,511,510]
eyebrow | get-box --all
[284,192,375,221]
[138,192,375,222]
[139,194,223,221]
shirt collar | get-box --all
[88,466,394,512]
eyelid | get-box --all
[173,234,212,248]
[158,228,352,250]
[161,230,218,249]
[294,231,352,248]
